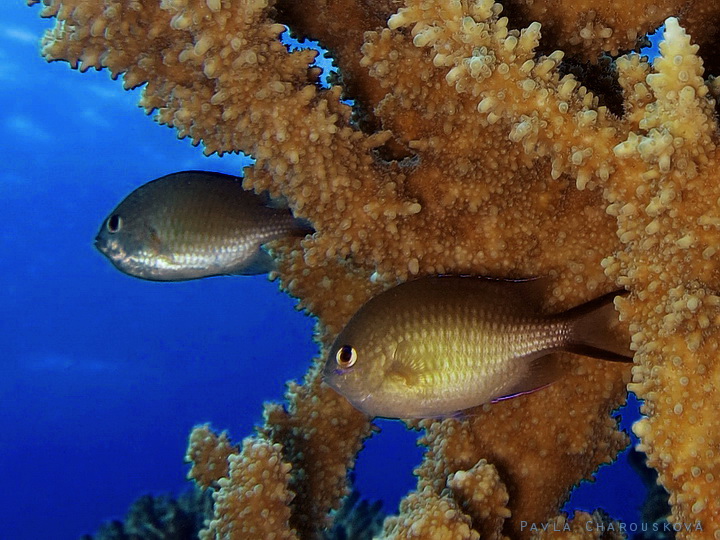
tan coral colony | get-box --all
[29,0,720,537]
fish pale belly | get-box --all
[368,320,568,418]
[366,373,521,419]
[386,360,542,417]
[129,239,261,280]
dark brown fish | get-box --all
[95,170,312,281]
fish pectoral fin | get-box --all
[232,247,276,275]
[386,361,421,387]
[492,353,564,402]
[387,341,425,387]
[149,228,162,250]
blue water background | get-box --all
[2,4,665,538]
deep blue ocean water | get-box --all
[2,3,665,538]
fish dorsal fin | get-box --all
[491,353,563,403]
[230,247,276,275]
[508,276,552,314]
[478,275,551,315]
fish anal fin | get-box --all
[492,353,563,403]
[231,248,276,275]
[565,344,632,363]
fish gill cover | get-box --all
[4,0,717,538]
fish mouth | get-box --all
[94,235,106,253]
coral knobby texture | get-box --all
[31,0,720,537]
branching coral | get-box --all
[30,0,720,537]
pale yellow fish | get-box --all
[323,276,632,419]
[95,170,313,281]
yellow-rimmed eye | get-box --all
[336,345,357,369]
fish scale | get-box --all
[404,305,561,397]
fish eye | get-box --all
[336,345,357,369]
[107,214,122,233]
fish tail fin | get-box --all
[292,217,315,236]
[565,291,633,362]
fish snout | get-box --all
[94,234,106,253]
[95,234,127,263]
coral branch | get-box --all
[604,18,720,534]
[206,436,298,539]
[187,424,237,488]
[262,364,374,536]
